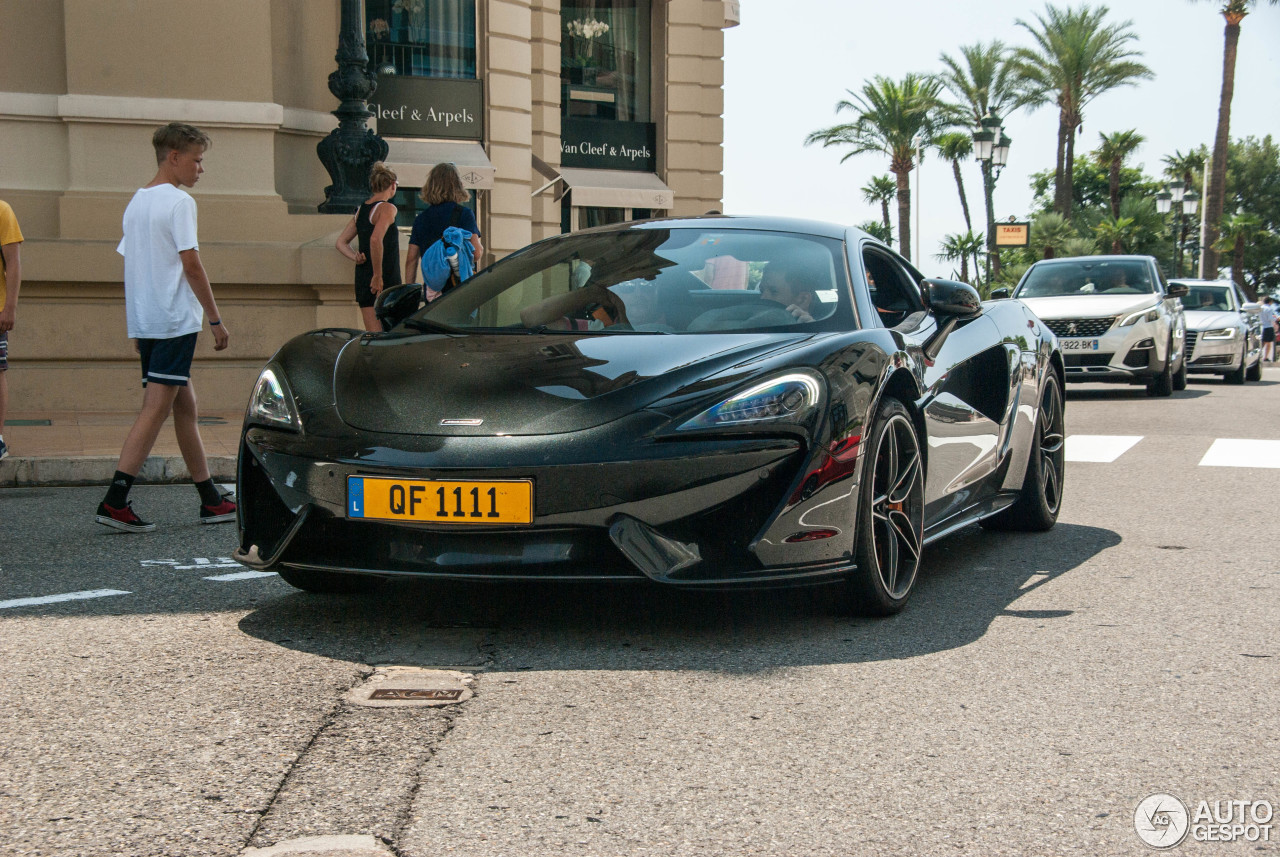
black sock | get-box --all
[104,471,136,508]
[196,478,223,506]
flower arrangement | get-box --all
[565,17,609,62]
[368,17,389,40]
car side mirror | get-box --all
[1166,283,1190,298]
[1243,302,1261,314]
[990,287,1011,300]
[374,283,424,331]
[925,278,983,318]
[922,279,982,363]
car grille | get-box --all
[1185,330,1198,358]
[1044,317,1116,337]
[1192,355,1232,366]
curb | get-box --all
[0,455,237,488]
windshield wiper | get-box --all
[402,317,462,334]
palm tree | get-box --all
[933,132,975,232]
[806,74,945,260]
[935,40,1030,276]
[861,175,897,238]
[936,230,986,284]
[1032,210,1078,259]
[1093,214,1137,253]
[1194,0,1280,278]
[1094,129,1145,218]
[1011,4,1152,220]
[1213,212,1264,296]
[858,219,894,245]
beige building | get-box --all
[0,0,737,412]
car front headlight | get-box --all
[678,372,823,431]
[1119,305,1161,326]
[1201,327,1237,340]
[247,366,301,431]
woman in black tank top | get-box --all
[335,162,402,331]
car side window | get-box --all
[862,248,924,327]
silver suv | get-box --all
[1006,255,1188,397]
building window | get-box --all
[561,0,651,122]
[366,0,476,79]
[561,203,653,233]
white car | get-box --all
[1171,278,1263,383]
[1001,255,1188,397]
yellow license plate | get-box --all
[347,476,533,524]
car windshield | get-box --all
[413,227,851,334]
[1183,285,1234,311]
[1016,260,1155,298]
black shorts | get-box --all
[138,332,198,387]
[0,330,7,371]
[355,279,377,308]
[1264,327,1276,343]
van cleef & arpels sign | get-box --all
[369,76,483,140]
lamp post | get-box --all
[317,0,388,214]
[1155,180,1200,277]
[973,112,1010,284]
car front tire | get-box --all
[981,370,1064,533]
[1246,353,1263,382]
[1146,338,1174,397]
[1226,344,1247,384]
[843,398,924,616]
[1172,350,1188,391]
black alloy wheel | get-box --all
[982,370,1065,532]
[846,398,924,616]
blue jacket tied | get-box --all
[421,227,476,294]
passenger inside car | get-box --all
[687,258,823,330]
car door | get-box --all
[859,245,1008,522]
[1235,283,1263,363]
[1154,261,1186,364]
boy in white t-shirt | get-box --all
[95,123,236,532]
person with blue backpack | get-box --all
[403,163,483,300]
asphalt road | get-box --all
[2,367,1279,856]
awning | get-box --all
[383,139,495,190]
[532,161,674,210]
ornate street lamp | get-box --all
[1156,180,1200,277]
[973,112,1010,283]
[317,0,388,214]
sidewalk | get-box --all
[0,410,242,487]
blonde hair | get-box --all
[369,162,398,194]
[152,122,211,165]
[420,162,469,205]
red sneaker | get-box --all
[95,501,156,533]
[200,498,237,524]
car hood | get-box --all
[333,332,805,436]
[1017,294,1161,320]
[1184,310,1238,330]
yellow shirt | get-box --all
[0,200,24,310]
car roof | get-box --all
[1030,255,1156,265]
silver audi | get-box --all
[1170,278,1263,383]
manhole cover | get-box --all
[346,667,474,708]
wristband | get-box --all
[209,319,222,326]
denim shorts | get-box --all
[138,332,199,387]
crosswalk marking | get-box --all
[203,571,277,582]
[1199,439,1280,468]
[0,589,131,610]
[1065,435,1144,463]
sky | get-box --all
[722,0,1280,276]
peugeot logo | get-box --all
[440,419,483,426]
[1067,322,1079,335]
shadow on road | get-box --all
[235,523,1121,673]
[1065,386,1211,400]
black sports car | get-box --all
[234,216,1064,614]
